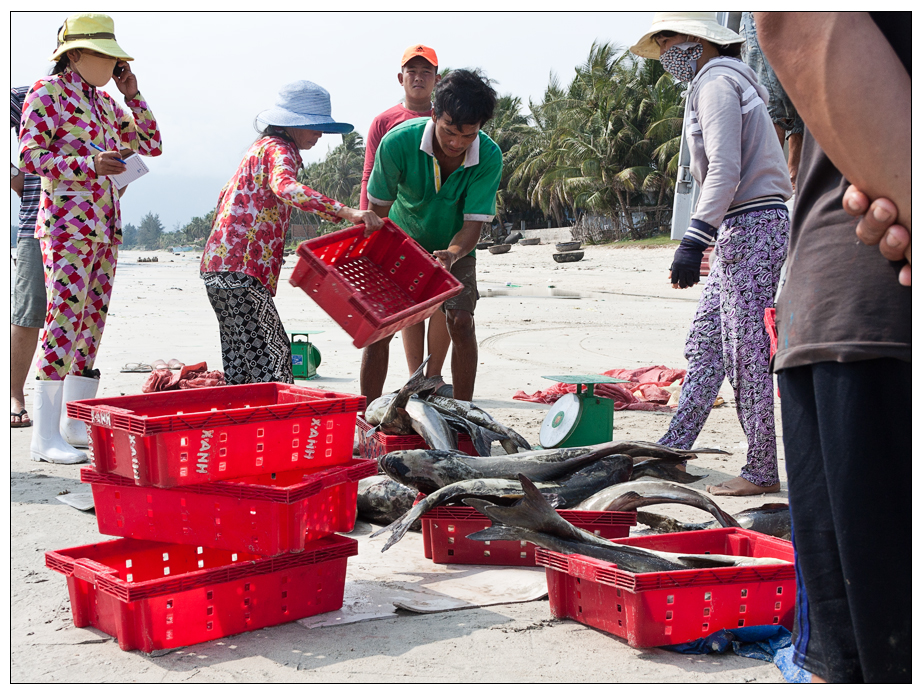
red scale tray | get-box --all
[535,528,795,649]
[421,506,636,566]
[290,220,463,349]
[66,383,365,488]
[45,534,357,653]
[356,415,478,459]
[81,458,376,556]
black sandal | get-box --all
[11,408,32,428]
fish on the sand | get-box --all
[425,394,531,452]
[573,479,740,528]
[464,475,788,571]
[356,475,420,528]
[364,357,444,438]
[370,455,636,551]
[379,441,727,495]
[629,458,707,483]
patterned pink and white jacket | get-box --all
[200,136,345,295]
[18,68,163,245]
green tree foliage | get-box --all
[508,42,684,233]
[121,222,139,247]
[137,212,165,250]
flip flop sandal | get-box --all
[121,362,153,373]
[151,359,169,371]
[11,408,32,428]
[167,359,185,370]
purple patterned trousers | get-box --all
[659,208,789,486]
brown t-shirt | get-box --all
[773,130,911,370]
[774,12,911,371]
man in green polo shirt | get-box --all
[363,69,501,403]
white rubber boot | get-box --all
[30,380,88,464]
[60,374,99,448]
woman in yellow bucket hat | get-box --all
[19,13,163,464]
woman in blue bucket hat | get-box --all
[201,81,383,385]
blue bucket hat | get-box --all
[256,80,353,134]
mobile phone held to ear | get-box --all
[113,63,125,77]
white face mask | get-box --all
[660,41,704,83]
[71,51,116,87]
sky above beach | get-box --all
[10,10,656,231]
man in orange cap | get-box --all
[360,45,452,394]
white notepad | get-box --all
[109,153,149,188]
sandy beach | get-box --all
[11,237,790,683]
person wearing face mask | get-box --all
[18,13,163,465]
[200,81,383,385]
[630,13,792,496]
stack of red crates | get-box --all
[46,382,372,652]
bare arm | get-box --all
[11,168,24,197]
[756,12,910,250]
[433,220,482,270]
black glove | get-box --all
[670,237,707,288]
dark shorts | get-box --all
[11,235,47,328]
[442,254,478,314]
[778,359,911,683]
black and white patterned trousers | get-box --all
[202,271,293,385]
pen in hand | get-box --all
[89,141,127,164]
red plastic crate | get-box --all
[66,383,365,488]
[764,307,778,359]
[535,528,795,648]
[421,506,636,566]
[45,534,357,653]
[81,458,376,555]
[289,220,464,348]
[356,415,478,459]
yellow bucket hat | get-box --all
[49,13,133,62]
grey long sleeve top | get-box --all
[686,57,792,240]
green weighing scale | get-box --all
[289,330,323,380]
[539,375,631,448]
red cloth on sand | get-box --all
[512,365,685,412]
[142,362,226,393]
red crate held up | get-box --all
[81,458,377,555]
[66,383,365,488]
[535,528,795,649]
[289,220,463,348]
[45,534,357,653]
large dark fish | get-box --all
[573,480,740,528]
[379,441,727,495]
[356,475,420,529]
[364,357,445,437]
[370,455,636,551]
[464,475,787,570]
[630,458,708,484]
[424,394,532,452]
[637,503,792,539]
[437,409,505,457]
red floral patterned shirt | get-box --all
[200,136,344,295]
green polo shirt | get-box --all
[366,117,502,256]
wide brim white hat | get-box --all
[256,80,354,134]
[630,12,744,60]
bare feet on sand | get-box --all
[706,477,780,496]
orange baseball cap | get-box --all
[401,44,438,67]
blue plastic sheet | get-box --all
[662,625,810,683]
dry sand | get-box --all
[10,238,791,683]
